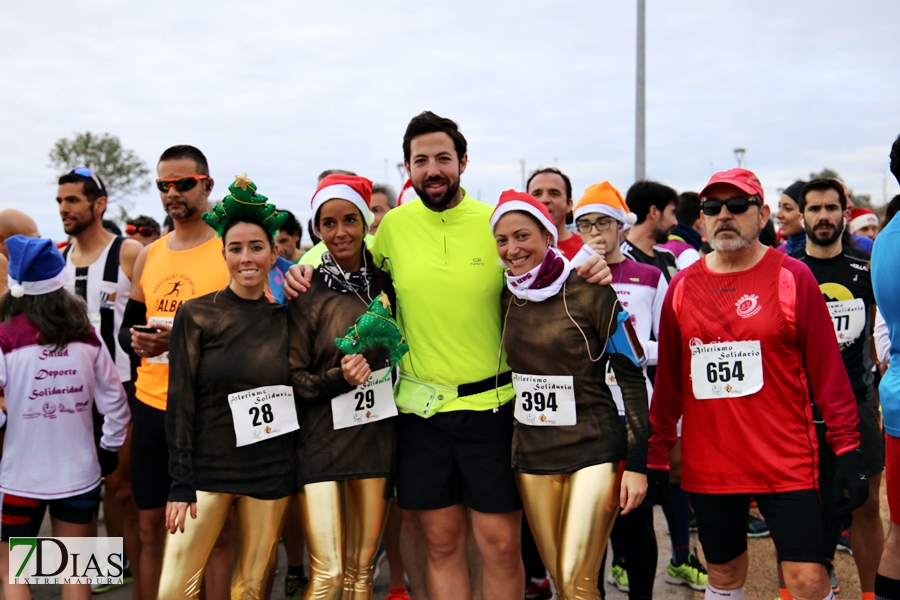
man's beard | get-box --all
[708,223,755,253]
[414,175,460,211]
[805,218,843,247]
[652,223,671,244]
[64,211,96,236]
[166,199,200,220]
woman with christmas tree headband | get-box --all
[157,175,298,600]
[287,174,401,599]
[490,191,650,600]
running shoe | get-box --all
[826,561,840,593]
[607,557,630,592]
[384,586,412,600]
[525,575,553,600]
[748,514,770,538]
[284,573,310,599]
[688,515,698,532]
[665,551,708,591]
[837,528,852,554]
[91,556,133,594]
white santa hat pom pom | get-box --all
[10,284,24,298]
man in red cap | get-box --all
[648,168,868,600]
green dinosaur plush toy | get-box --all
[336,292,409,381]
[202,173,289,238]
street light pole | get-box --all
[734,147,746,168]
[635,0,646,182]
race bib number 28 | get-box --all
[690,340,763,400]
[228,385,300,447]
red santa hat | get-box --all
[310,174,374,235]
[848,207,878,234]
[397,178,419,206]
[490,190,558,244]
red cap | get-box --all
[700,168,765,202]
[490,190,557,244]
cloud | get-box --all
[2,0,898,241]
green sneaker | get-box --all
[665,551,708,591]
[607,557,629,592]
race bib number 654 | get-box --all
[690,341,763,400]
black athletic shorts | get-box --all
[857,388,885,476]
[130,400,171,511]
[690,490,825,565]
[1,485,101,541]
[395,401,521,513]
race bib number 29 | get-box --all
[690,340,763,400]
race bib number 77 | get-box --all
[690,341,763,400]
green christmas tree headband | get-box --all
[202,173,289,238]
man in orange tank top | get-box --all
[118,145,230,600]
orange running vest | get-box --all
[135,234,228,410]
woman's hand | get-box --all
[284,264,315,300]
[619,471,648,515]
[165,501,197,534]
[341,354,372,386]
[576,253,613,286]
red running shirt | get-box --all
[648,248,860,494]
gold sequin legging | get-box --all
[297,477,391,600]
[516,462,621,600]
[157,492,288,600]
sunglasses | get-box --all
[125,224,158,237]
[69,167,106,195]
[155,175,209,193]
[700,197,762,217]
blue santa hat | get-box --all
[6,236,67,298]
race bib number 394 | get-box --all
[228,385,300,447]
[512,373,576,426]
[690,340,763,400]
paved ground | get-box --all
[31,484,883,600]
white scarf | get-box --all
[506,248,573,302]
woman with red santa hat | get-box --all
[288,174,398,600]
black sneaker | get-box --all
[284,573,309,599]
[825,561,840,594]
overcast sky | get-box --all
[3,0,899,242]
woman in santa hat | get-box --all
[288,174,398,600]
[490,190,650,600]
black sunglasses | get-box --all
[700,197,762,217]
[155,175,209,193]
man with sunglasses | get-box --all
[118,145,231,600]
[648,168,868,600]
[56,167,145,594]
[126,215,161,246]
[793,178,883,599]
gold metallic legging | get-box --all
[157,491,289,600]
[297,477,391,600]
[516,462,621,600]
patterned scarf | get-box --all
[506,247,572,302]
[319,245,374,297]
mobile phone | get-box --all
[133,325,159,334]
